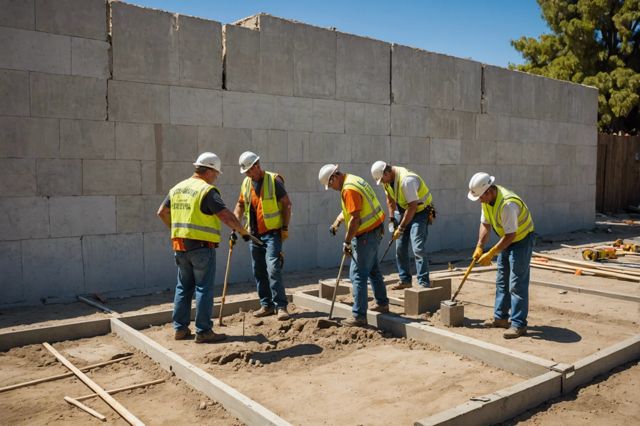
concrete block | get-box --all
[265,130,288,161]
[158,162,194,195]
[111,2,179,84]
[316,224,344,268]
[390,105,428,137]
[309,189,341,224]
[425,52,455,110]
[49,195,115,237]
[143,231,174,289]
[283,224,318,271]
[60,119,115,159]
[22,237,84,299]
[432,278,452,299]
[0,241,23,304]
[535,77,562,122]
[83,160,141,195]
[141,161,157,195]
[460,138,483,165]
[36,159,82,196]
[222,91,275,129]
[158,124,199,162]
[427,108,458,139]
[115,122,156,161]
[390,136,429,165]
[82,233,144,293]
[453,57,482,112]
[272,162,320,192]
[430,138,461,165]
[286,131,308,162]
[116,195,165,233]
[319,278,351,300]
[178,15,222,89]
[0,69,29,116]
[336,32,390,104]
[0,116,59,158]
[35,0,106,40]
[484,65,512,115]
[312,99,345,134]
[440,302,464,327]
[0,0,34,30]
[475,113,511,142]
[197,127,254,172]
[0,159,36,196]
[496,141,523,164]
[222,24,259,92]
[304,133,350,163]
[511,71,537,119]
[576,145,597,166]
[71,37,109,79]
[404,286,443,315]
[0,197,49,240]
[287,192,309,226]
[30,73,106,120]
[0,26,70,74]
[350,134,390,164]
[391,44,429,107]
[293,22,336,98]
[256,15,294,96]
[346,102,391,135]
[108,80,170,123]
[274,96,313,132]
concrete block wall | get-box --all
[0,1,598,306]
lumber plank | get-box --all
[43,343,144,426]
[74,378,166,401]
[533,252,640,281]
[64,396,107,422]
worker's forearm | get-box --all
[280,196,292,227]
[477,223,491,247]
[157,206,171,229]
[233,202,243,222]
[344,216,360,243]
[399,202,417,228]
[217,209,247,234]
[386,196,396,218]
[494,233,516,252]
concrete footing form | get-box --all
[2,284,637,425]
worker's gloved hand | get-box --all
[230,232,238,247]
[389,217,399,232]
[392,226,405,240]
[329,220,341,236]
[343,241,353,257]
[472,245,483,261]
[477,246,499,266]
[281,226,289,241]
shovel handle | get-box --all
[328,253,347,320]
[218,239,234,326]
[450,259,475,303]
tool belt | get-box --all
[425,204,436,224]
[174,238,218,252]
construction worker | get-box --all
[371,161,434,290]
[157,152,256,343]
[468,172,534,339]
[319,164,390,327]
[234,151,292,321]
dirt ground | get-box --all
[0,217,639,425]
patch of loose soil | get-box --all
[0,334,241,425]
[143,305,523,425]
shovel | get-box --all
[328,253,347,320]
[443,259,476,306]
[218,235,235,326]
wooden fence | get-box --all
[596,134,640,213]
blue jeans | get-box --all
[494,232,533,329]
[251,232,287,309]
[173,247,216,334]
[350,226,389,319]
[395,209,430,287]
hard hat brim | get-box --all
[240,157,259,174]
[467,175,495,201]
[323,164,339,190]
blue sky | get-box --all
[129,0,549,68]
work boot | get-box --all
[503,326,527,339]
[195,330,226,344]
[390,281,412,290]
[343,317,368,327]
[174,327,192,340]
[369,303,390,313]
[276,307,290,321]
[483,318,510,329]
[253,306,276,318]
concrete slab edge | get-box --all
[110,318,292,426]
[0,318,111,351]
[293,291,554,378]
[414,371,562,426]
[468,277,640,303]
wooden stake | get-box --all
[43,343,144,426]
[533,252,640,281]
[64,396,107,422]
[73,378,166,402]
[0,355,133,393]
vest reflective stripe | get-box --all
[482,185,534,243]
[341,174,385,234]
[169,177,222,243]
[241,171,283,232]
[384,167,432,213]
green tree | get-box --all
[511,0,640,134]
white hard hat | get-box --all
[468,172,495,201]
[371,160,387,185]
[193,152,222,173]
[239,151,260,173]
[318,164,339,190]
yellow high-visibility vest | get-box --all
[482,185,534,243]
[241,171,283,232]
[341,174,385,234]
[169,177,221,243]
[383,166,432,213]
